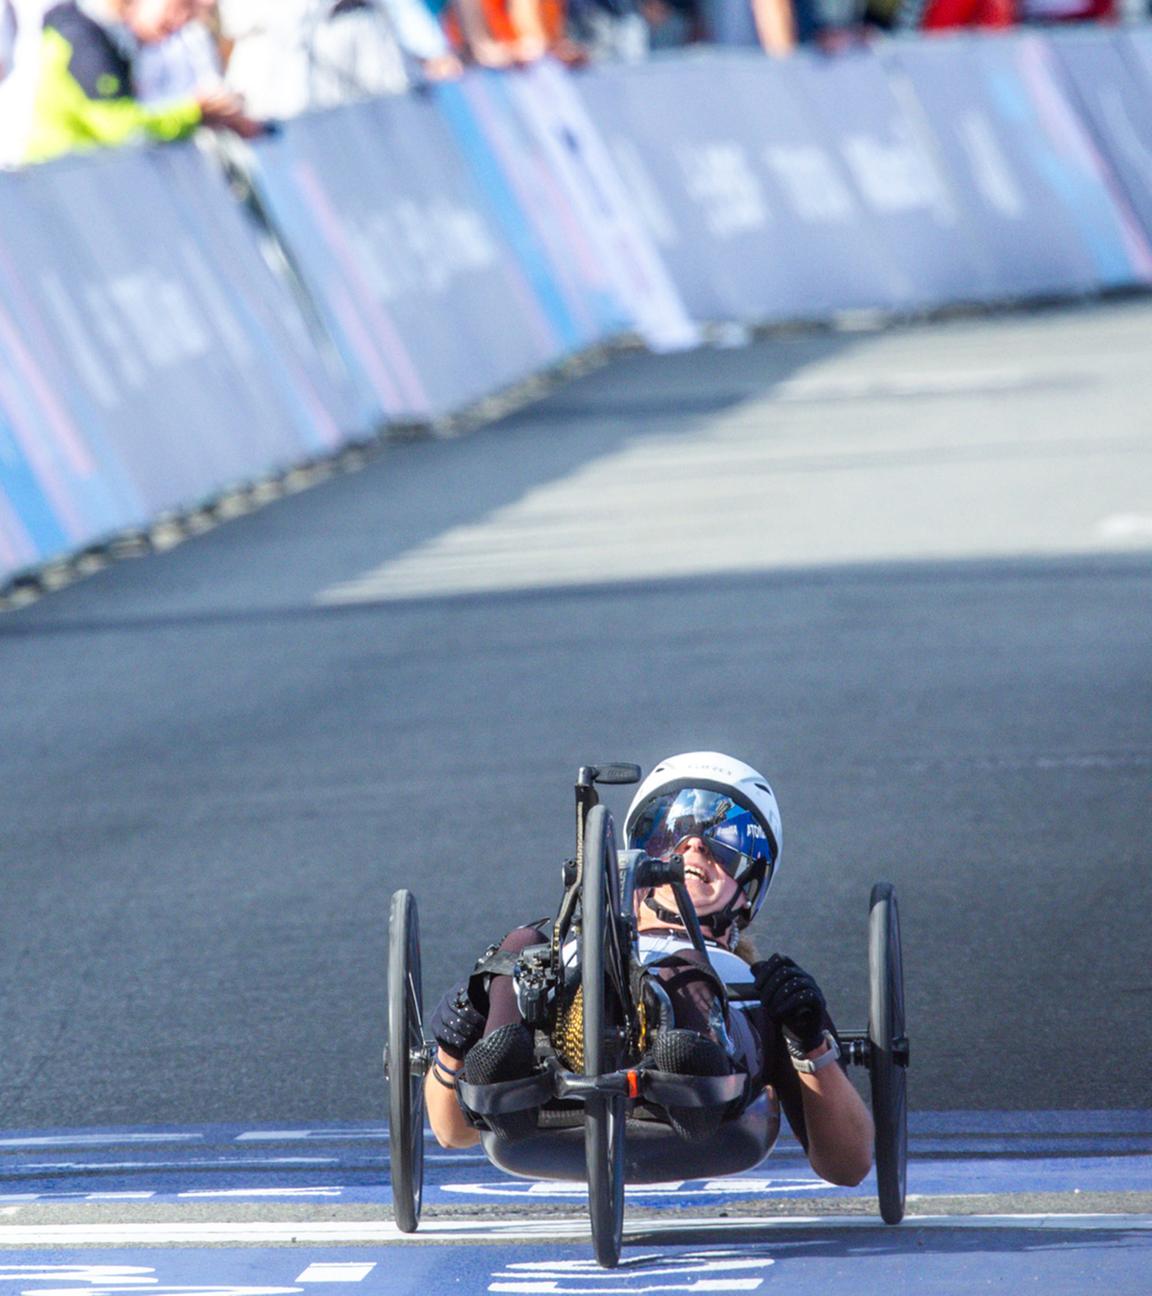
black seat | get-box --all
[479,1091,780,1184]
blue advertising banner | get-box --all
[153,147,367,455]
[249,87,579,422]
[889,34,1152,299]
[791,47,985,309]
[1119,26,1152,97]
[887,35,1090,300]
[576,54,839,324]
[577,52,910,324]
[0,163,146,563]
[6,35,1152,587]
[0,144,356,583]
[973,33,1152,287]
[1051,29,1152,247]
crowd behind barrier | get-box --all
[4,32,1152,587]
[2,0,1148,167]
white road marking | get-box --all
[295,1264,376,1283]
[0,1265,157,1282]
[1096,513,1152,543]
[83,1194,157,1202]
[176,1189,345,1200]
[0,1135,202,1150]
[0,1215,1144,1247]
[14,1161,335,1174]
[490,1283,762,1293]
[490,1254,775,1294]
[440,1177,830,1199]
[21,1287,300,1296]
[234,1131,388,1143]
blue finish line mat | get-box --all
[0,1111,1147,1206]
[0,1114,1148,1293]
[0,1225,1150,1296]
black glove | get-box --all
[427,979,487,1060]
[751,953,827,1055]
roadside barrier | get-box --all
[0,145,363,584]
[4,31,1152,589]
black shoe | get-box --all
[462,1023,539,1142]
[649,1028,732,1142]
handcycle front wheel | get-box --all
[386,888,426,1233]
[581,803,627,1269]
[868,881,908,1225]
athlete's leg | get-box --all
[645,950,748,1140]
[461,925,548,1142]
[478,925,548,1033]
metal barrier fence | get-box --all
[3,31,1152,588]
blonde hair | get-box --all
[733,931,758,965]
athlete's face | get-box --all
[124,0,197,42]
[647,836,743,919]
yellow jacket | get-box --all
[25,3,201,165]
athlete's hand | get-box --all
[427,980,487,1060]
[751,954,827,1054]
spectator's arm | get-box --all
[453,0,514,65]
[507,0,548,58]
[377,0,453,60]
[750,0,795,54]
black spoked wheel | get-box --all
[868,881,908,1225]
[581,803,627,1269]
[387,888,425,1233]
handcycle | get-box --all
[384,762,910,1268]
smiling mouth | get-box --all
[684,866,709,883]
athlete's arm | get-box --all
[424,980,487,1149]
[425,1047,480,1149]
[753,953,873,1186]
[793,1041,874,1186]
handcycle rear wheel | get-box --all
[582,803,627,1269]
[387,888,426,1233]
[868,881,908,1225]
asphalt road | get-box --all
[1,300,1149,1131]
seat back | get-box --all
[480,1091,780,1184]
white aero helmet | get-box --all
[624,752,782,926]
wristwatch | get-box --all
[790,1030,841,1074]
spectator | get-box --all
[1,0,17,78]
[919,0,1014,27]
[375,0,461,81]
[453,0,552,64]
[567,0,649,61]
[135,0,227,102]
[218,0,458,121]
[1015,0,1112,23]
[700,0,794,53]
[23,0,263,165]
[0,1,46,164]
[300,0,411,105]
[639,0,700,50]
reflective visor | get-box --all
[629,787,773,887]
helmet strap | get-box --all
[641,892,748,944]
[642,893,684,927]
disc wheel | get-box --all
[387,888,425,1232]
[868,881,908,1225]
[581,803,627,1269]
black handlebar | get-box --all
[634,854,685,889]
